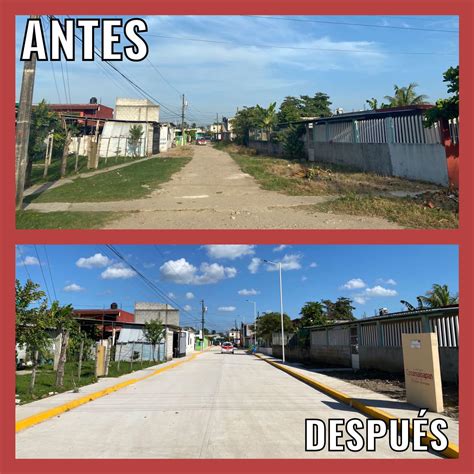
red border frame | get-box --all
[1,1,473,472]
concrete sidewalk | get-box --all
[16,351,204,423]
[256,353,459,447]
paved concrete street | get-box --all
[16,349,438,459]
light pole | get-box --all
[264,259,285,363]
[246,300,257,349]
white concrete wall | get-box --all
[388,143,449,186]
[98,122,155,158]
[114,98,160,122]
[165,329,174,361]
[185,331,195,355]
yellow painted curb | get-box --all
[16,350,209,433]
[256,354,459,459]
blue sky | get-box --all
[15,15,459,124]
[16,245,458,333]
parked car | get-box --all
[196,138,207,145]
[221,342,235,354]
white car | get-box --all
[221,342,235,354]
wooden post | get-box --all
[117,344,122,370]
[74,136,81,173]
[43,133,51,178]
[77,338,84,379]
[130,342,135,371]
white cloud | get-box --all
[309,262,318,268]
[342,278,366,290]
[248,258,261,274]
[160,258,237,285]
[64,283,85,292]
[266,254,302,272]
[218,306,236,312]
[184,304,192,312]
[273,245,289,252]
[168,292,176,299]
[354,295,367,304]
[76,253,112,269]
[238,288,260,296]
[377,278,397,286]
[364,286,398,297]
[101,263,137,280]
[22,256,39,266]
[185,292,195,300]
[204,245,255,260]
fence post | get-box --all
[117,344,122,370]
[77,338,84,379]
[352,120,360,143]
[384,117,395,143]
[130,341,135,371]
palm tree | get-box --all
[128,124,144,157]
[256,102,277,140]
[384,83,429,107]
[418,284,458,308]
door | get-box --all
[350,326,360,370]
[178,332,187,357]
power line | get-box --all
[146,33,457,56]
[104,245,202,326]
[249,15,459,33]
[34,245,52,302]
[43,245,58,300]
[53,15,182,118]
[41,16,62,103]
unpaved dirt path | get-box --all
[26,145,401,229]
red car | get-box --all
[196,138,207,145]
[221,342,235,354]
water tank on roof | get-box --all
[90,97,98,104]
[110,302,118,309]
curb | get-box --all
[16,350,209,433]
[255,354,459,459]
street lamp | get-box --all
[246,300,257,349]
[263,259,285,363]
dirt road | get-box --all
[26,146,400,229]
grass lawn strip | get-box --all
[26,155,191,203]
[16,360,161,405]
[16,210,128,229]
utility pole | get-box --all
[181,94,186,146]
[15,15,39,209]
[216,113,219,141]
[201,299,205,351]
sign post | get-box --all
[401,332,444,413]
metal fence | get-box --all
[311,307,459,350]
[312,114,442,145]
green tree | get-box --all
[143,319,165,361]
[282,124,306,160]
[50,302,78,387]
[278,96,302,123]
[418,284,459,308]
[255,312,293,346]
[232,106,265,145]
[26,100,65,186]
[15,279,52,393]
[300,92,332,117]
[129,124,144,157]
[424,66,459,127]
[298,301,327,327]
[321,297,356,321]
[384,83,428,107]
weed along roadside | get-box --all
[224,144,458,229]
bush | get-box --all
[282,124,306,160]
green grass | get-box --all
[29,155,142,186]
[16,360,162,404]
[223,145,457,229]
[16,211,127,229]
[26,156,191,203]
[313,193,459,229]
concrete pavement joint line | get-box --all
[16,350,209,433]
[255,354,459,459]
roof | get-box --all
[306,305,459,330]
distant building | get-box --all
[134,302,180,326]
[45,97,114,120]
[114,97,160,122]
